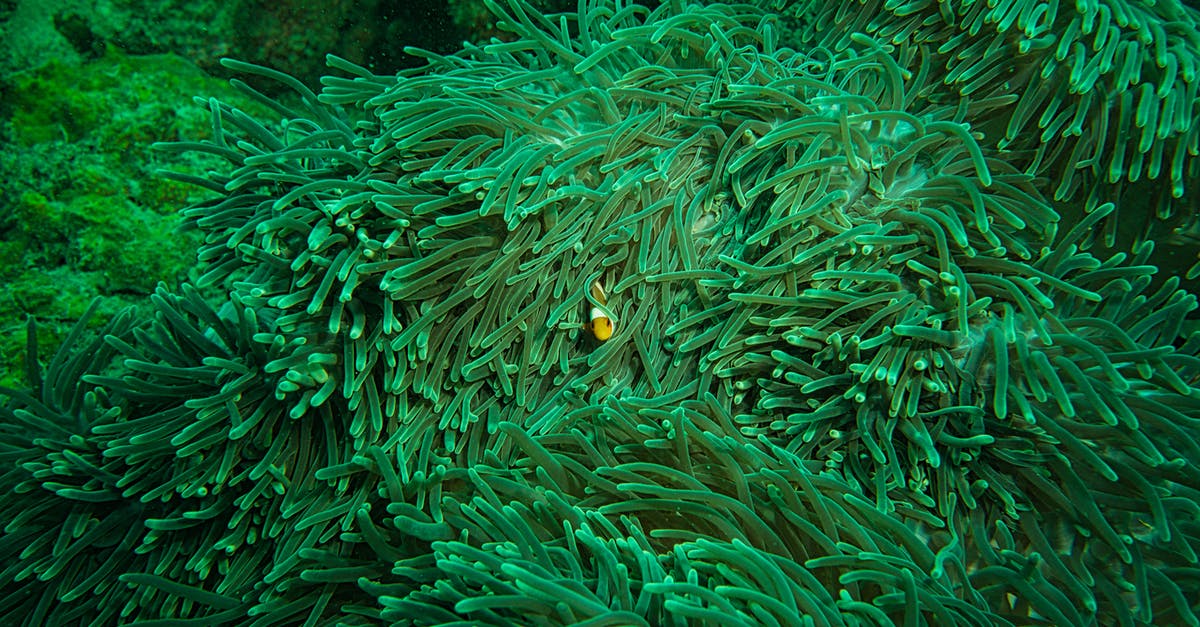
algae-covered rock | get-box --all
[0,47,258,387]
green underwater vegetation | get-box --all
[0,45,262,388]
[2,0,1200,625]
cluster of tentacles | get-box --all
[2,0,1199,625]
[791,0,1200,253]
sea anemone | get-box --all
[2,0,1199,625]
[790,0,1200,249]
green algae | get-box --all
[0,46,265,388]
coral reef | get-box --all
[2,0,1199,625]
[0,0,530,93]
[0,0,240,80]
[0,47,250,388]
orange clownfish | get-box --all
[583,280,614,341]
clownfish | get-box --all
[584,280,614,341]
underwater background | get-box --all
[3,0,1200,625]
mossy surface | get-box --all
[7,45,218,146]
[0,47,261,388]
